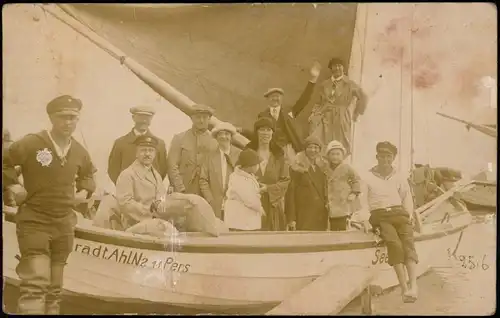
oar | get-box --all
[39,4,250,148]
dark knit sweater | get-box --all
[3,131,96,223]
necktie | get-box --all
[224,153,233,169]
[272,109,278,121]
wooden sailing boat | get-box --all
[3,4,479,315]
[433,112,496,212]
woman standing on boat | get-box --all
[285,136,329,231]
[245,117,290,231]
[308,57,367,156]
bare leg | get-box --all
[393,263,409,295]
[405,260,419,299]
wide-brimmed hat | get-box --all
[236,148,262,168]
[211,122,237,138]
[326,140,346,155]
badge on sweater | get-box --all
[36,148,53,167]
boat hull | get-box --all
[461,182,496,213]
[2,212,469,314]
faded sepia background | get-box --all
[2,3,497,315]
[3,3,496,195]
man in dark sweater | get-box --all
[3,95,97,314]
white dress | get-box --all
[223,167,264,230]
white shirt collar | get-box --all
[134,129,148,136]
[331,75,344,82]
[270,106,281,118]
[47,130,72,159]
[220,148,230,156]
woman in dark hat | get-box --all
[245,117,290,231]
[308,56,368,158]
[285,135,329,231]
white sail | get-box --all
[350,3,496,177]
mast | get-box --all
[409,4,415,170]
[350,3,369,164]
[398,48,404,172]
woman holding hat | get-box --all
[285,135,329,231]
[223,148,265,231]
[245,117,290,231]
[325,140,361,231]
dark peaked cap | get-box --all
[376,141,398,156]
[134,135,159,148]
[46,95,82,115]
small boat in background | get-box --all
[460,170,496,213]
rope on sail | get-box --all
[398,48,404,173]
[409,4,415,170]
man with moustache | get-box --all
[108,105,168,185]
[168,104,219,195]
[3,95,96,314]
[115,135,169,230]
[199,122,241,220]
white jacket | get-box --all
[223,167,264,230]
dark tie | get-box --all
[224,153,233,170]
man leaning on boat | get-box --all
[2,95,97,314]
[363,141,422,303]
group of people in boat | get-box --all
[3,57,467,314]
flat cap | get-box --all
[264,88,284,98]
[304,135,323,148]
[133,135,158,148]
[211,122,237,137]
[254,117,275,132]
[376,141,398,155]
[130,105,156,116]
[190,104,214,116]
[46,95,82,116]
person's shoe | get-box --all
[403,287,418,303]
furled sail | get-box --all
[57,3,358,132]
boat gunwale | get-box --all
[3,211,472,254]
